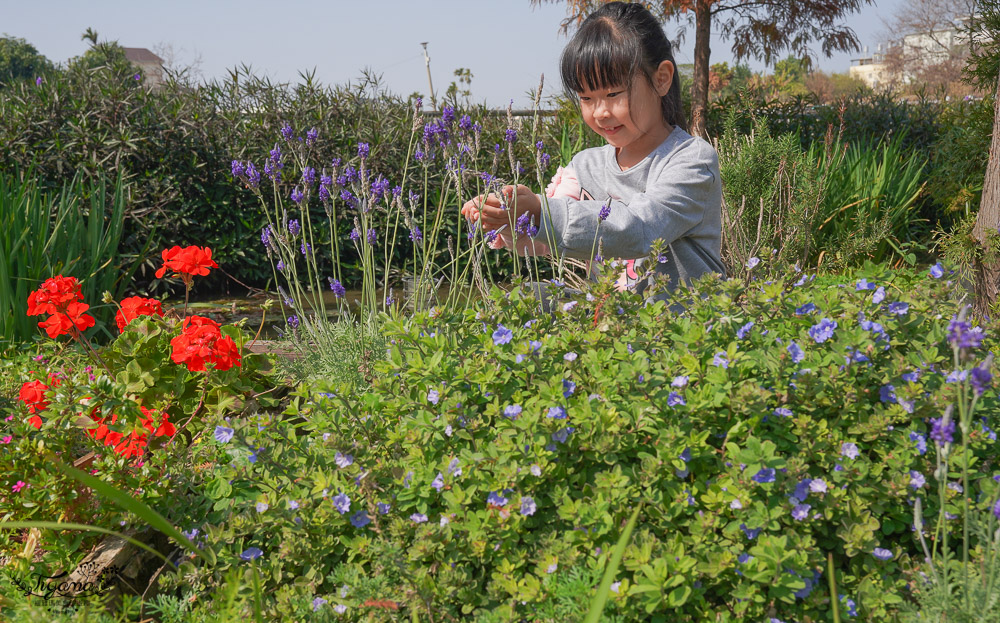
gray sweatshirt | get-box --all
[537,127,725,298]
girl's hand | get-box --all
[460,185,541,232]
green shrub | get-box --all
[139,260,998,622]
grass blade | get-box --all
[0,521,169,563]
[584,501,643,623]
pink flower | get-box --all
[1,436,11,444]
[12,481,26,492]
[545,167,581,200]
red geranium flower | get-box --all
[154,246,218,281]
[116,296,164,332]
[170,315,242,372]
[140,406,176,437]
[27,275,83,316]
[38,301,96,338]
[19,380,50,429]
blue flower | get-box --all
[841,594,858,618]
[332,493,351,514]
[872,547,893,561]
[887,301,909,315]
[910,431,927,455]
[312,597,327,611]
[240,547,263,561]
[377,502,391,515]
[562,301,578,312]
[214,426,234,444]
[667,392,686,407]
[902,370,921,383]
[552,427,573,444]
[793,479,812,501]
[791,503,811,520]
[910,471,926,488]
[335,452,354,468]
[487,491,509,506]
[930,417,956,446]
[672,375,689,387]
[427,388,440,405]
[520,497,537,516]
[431,472,444,491]
[410,513,428,523]
[809,479,828,493]
[503,404,522,419]
[564,351,578,362]
[598,203,611,221]
[856,278,877,291]
[448,458,462,476]
[795,303,817,315]
[529,340,542,353]
[929,263,944,278]
[872,286,886,304]
[328,278,346,298]
[563,379,576,398]
[787,341,805,363]
[774,407,793,417]
[751,467,775,483]
[746,257,761,269]
[256,502,269,512]
[808,318,837,343]
[547,406,568,419]
[713,352,729,369]
[492,325,513,345]
[841,442,859,459]
[736,321,754,339]
[740,523,761,539]
[879,384,897,404]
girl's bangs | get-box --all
[561,26,639,93]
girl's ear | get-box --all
[654,60,675,96]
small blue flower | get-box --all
[335,452,354,468]
[736,321,754,339]
[377,502,391,515]
[880,384,897,404]
[809,318,838,343]
[667,392,686,407]
[887,301,909,315]
[929,263,944,278]
[240,547,263,561]
[503,404,522,419]
[774,407,793,417]
[312,597,327,611]
[671,375,689,387]
[332,493,351,514]
[872,286,886,304]
[256,502,269,513]
[410,513,428,523]
[752,467,776,483]
[841,442,859,459]
[809,479,827,493]
[787,341,805,363]
[791,503,811,520]
[520,497,537,516]
[795,303,817,315]
[214,426,234,444]
[563,379,576,398]
[910,471,926,488]
[564,351,578,362]
[487,491,509,506]
[740,523,761,539]
[427,388,440,405]
[746,257,760,269]
[872,547,893,561]
[793,479,812,501]
[547,406,568,419]
[431,472,445,491]
[552,427,573,444]
[713,352,729,369]
[856,278,877,291]
[910,431,928,455]
[492,325,513,345]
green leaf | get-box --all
[584,501,643,623]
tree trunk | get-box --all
[689,0,712,138]
[973,66,1000,319]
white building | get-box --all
[123,48,165,87]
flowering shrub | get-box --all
[0,246,275,579]
[154,260,997,621]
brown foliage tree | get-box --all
[531,0,873,137]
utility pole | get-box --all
[420,42,436,111]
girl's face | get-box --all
[577,61,674,167]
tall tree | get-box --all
[532,0,873,137]
[965,3,1000,316]
[0,36,55,86]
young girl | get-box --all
[461,1,725,299]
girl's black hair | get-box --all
[560,1,686,130]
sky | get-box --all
[5,0,907,108]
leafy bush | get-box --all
[129,260,998,622]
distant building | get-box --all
[849,16,975,88]
[123,47,165,87]
[849,46,890,89]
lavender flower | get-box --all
[504,128,517,143]
[231,160,245,178]
[280,123,294,141]
[306,127,318,146]
[930,416,955,446]
[350,228,361,242]
[357,142,370,159]
[260,225,272,249]
[288,219,301,236]
[245,162,261,187]
[366,228,377,245]
[328,278,346,298]
[948,317,984,350]
[971,364,993,396]
[598,203,611,221]
[410,226,423,242]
